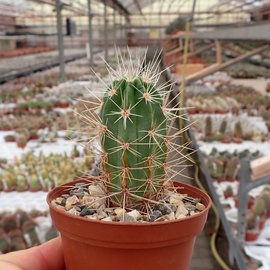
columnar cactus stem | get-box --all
[100,76,167,206]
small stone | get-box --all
[169,193,184,205]
[176,202,188,218]
[176,214,186,220]
[104,208,114,214]
[190,211,196,216]
[156,204,173,215]
[150,210,162,222]
[91,198,105,209]
[74,189,84,199]
[73,206,81,212]
[66,195,79,205]
[155,216,166,222]
[75,182,85,187]
[102,216,112,222]
[78,204,86,211]
[126,210,141,220]
[167,212,175,220]
[86,214,97,220]
[67,208,80,216]
[96,211,108,219]
[80,208,95,217]
[114,208,126,217]
[82,195,105,209]
[185,202,196,211]
[65,200,72,211]
[61,198,66,207]
[61,194,70,199]
[55,197,63,205]
[82,195,92,204]
[122,213,136,222]
[88,184,105,197]
[196,202,205,211]
[51,201,58,208]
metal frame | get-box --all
[87,0,94,66]
[104,0,108,61]
[55,0,66,82]
[162,59,247,270]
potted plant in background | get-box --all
[47,51,211,270]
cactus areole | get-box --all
[100,76,167,206]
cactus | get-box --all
[71,49,200,210]
[246,213,257,231]
[234,121,243,139]
[261,191,270,211]
[99,75,167,206]
[0,233,9,253]
[219,119,227,134]
[266,82,270,93]
[16,134,27,149]
[226,157,238,180]
[223,185,233,198]
[2,214,18,233]
[205,116,212,138]
[16,169,28,191]
[253,197,265,216]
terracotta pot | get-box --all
[233,137,243,144]
[224,193,233,199]
[245,230,259,242]
[47,179,211,270]
[17,142,27,149]
[30,134,39,140]
[4,137,15,142]
[259,218,266,230]
[60,103,69,108]
[16,186,29,192]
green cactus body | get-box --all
[205,116,212,138]
[253,198,265,216]
[100,77,167,206]
[219,119,227,134]
[234,121,243,138]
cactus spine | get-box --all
[100,76,167,206]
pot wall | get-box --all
[48,180,211,270]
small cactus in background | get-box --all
[8,230,26,252]
[219,119,227,134]
[16,134,27,149]
[72,145,80,158]
[0,233,9,253]
[261,190,270,212]
[234,121,243,139]
[2,214,18,233]
[246,212,257,231]
[265,82,270,93]
[253,197,266,216]
[16,168,28,191]
[226,157,238,181]
[223,185,233,198]
[205,116,212,139]
[22,220,40,247]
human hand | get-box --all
[0,237,64,270]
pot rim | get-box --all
[47,179,212,227]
